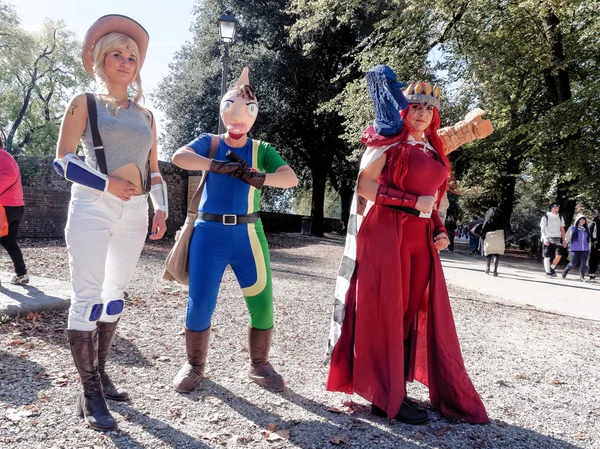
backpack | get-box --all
[541,214,563,242]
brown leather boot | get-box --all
[247,327,285,392]
[67,328,117,431]
[173,327,211,392]
[97,320,129,401]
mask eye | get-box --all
[247,103,258,117]
[221,100,234,114]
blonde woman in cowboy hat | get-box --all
[53,15,168,431]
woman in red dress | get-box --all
[327,65,488,425]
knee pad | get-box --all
[84,302,104,323]
[105,299,124,316]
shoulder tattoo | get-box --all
[68,104,78,115]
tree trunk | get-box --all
[310,165,327,237]
[339,185,354,233]
[499,175,517,226]
[556,180,577,229]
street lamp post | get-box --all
[217,11,238,134]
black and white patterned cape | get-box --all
[326,144,390,357]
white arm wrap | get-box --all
[149,176,168,219]
[52,153,109,192]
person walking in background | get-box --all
[481,207,505,277]
[468,216,483,255]
[562,215,591,282]
[0,136,29,286]
[589,208,600,281]
[540,203,566,278]
[444,215,457,252]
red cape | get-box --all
[327,205,488,424]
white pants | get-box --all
[65,185,148,331]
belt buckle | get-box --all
[222,214,237,225]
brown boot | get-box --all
[97,320,129,401]
[247,327,285,392]
[173,327,211,392]
[67,328,117,431]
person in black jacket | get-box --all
[481,207,505,276]
[444,215,457,252]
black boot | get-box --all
[485,256,491,275]
[97,320,129,401]
[493,255,499,277]
[371,400,428,424]
[67,328,117,431]
[561,268,569,279]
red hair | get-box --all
[391,107,451,208]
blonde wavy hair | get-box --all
[92,32,145,113]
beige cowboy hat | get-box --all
[82,14,149,77]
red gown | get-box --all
[327,139,488,424]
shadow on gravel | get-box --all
[106,402,213,449]
[152,380,582,449]
[0,350,51,406]
[110,334,153,367]
[172,380,423,448]
[267,232,345,250]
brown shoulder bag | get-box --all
[162,135,219,285]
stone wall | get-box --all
[14,157,342,238]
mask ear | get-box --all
[235,66,250,88]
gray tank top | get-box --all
[81,95,153,183]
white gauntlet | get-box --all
[52,153,109,192]
[149,172,168,219]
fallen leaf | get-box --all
[326,407,343,414]
[275,430,290,439]
[268,423,277,432]
[266,432,283,442]
[331,435,349,445]
[433,426,453,436]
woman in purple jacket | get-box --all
[562,215,591,282]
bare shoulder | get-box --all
[66,93,89,116]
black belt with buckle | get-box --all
[389,205,421,217]
[198,212,260,225]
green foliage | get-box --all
[0,2,90,155]
[157,0,599,230]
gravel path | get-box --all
[1,234,598,448]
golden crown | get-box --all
[404,81,441,109]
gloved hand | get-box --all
[226,150,266,189]
[209,159,245,176]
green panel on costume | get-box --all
[244,224,273,330]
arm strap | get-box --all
[187,135,220,215]
[85,93,109,175]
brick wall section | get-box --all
[20,188,71,238]
[14,157,341,238]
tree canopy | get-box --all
[0,1,90,155]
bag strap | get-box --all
[144,110,155,193]
[187,135,220,215]
[85,93,108,175]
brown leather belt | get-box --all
[198,212,260,225]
